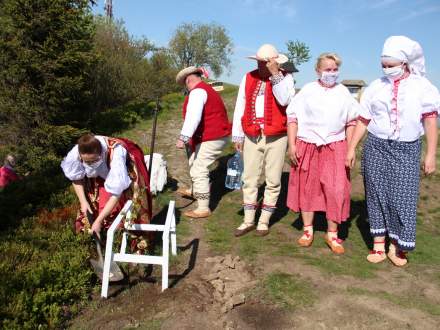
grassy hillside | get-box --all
[3,83,440,329]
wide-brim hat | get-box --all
[176,66,204,85]
[280,61,299,73]
[247,44,288,64]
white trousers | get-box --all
[188,137,228,197]
[242,134,287,207]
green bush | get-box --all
[90,105,141,136]
[160,93,184,111]
[0,167,72,231]
[0,218,93,329]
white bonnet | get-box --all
[381,35,425,76]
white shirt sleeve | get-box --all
[232,75,247,141]
[359,87,373,120]
[420,78,440,115]
[286,88,304,122]
[180,88,208,139]
[104,145,131,197]
[272,73,296,106]
[343,90,362,123]
[60,145,85,181]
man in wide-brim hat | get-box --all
[232,44,296,237]
[175,66,231,218]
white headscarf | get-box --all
[381,36,425,77]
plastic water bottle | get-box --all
[225,152,244,190]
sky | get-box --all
[92,0,440,88]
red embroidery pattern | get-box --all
[390,72,410,138]
[358,115,371,125]
[421,110,439,119]
[250,80,262,126]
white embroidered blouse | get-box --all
[359,74,439,141]
[286,81,360,146]
[60,136,131,196]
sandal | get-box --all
[297,225,314,247]
[387,247,408,267]
[366,240,386,263]
[234,223,256,237]
[176,187,194,199]
[325,230,345,254]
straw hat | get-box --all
[247,44,288,64]
[176,66,204,85]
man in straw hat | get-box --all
[233,44,296,237]
[175,66,231,218]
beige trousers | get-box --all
[242,134,287,207]
[188,137,228,197]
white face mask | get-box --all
[383,65,404,81]
[82,157,104,177]
[320,71,339,86]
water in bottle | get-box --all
[225,152,244,190]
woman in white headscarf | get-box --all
[346,36,439,266]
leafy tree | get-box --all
[146,48,180,100]
[91,17,179,108]
[0,0,97,171]
[91,17,155,111]
[169,22,233,77]
[89,18,179,135]
[286,39,311,67]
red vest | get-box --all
[182,81,231,148]
[241,70,287,137]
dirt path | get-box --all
[70,95,440,330]
[70,107,250,329]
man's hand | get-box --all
[266,58,280,76]
[176,139,185,149]
[235,142,243,152]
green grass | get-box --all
[427,206,440,214]
[203,143,440,278]
[205,193,382,278]
[410,226,440,266]
[117,92,184,153]
[261,272,316,310]
[135,318,164,330]
[347,286,440,316]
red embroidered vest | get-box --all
[182,81,231,148]
[241,70,287,137]
[105,137,152,220]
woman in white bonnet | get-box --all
[346,36,439,266]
